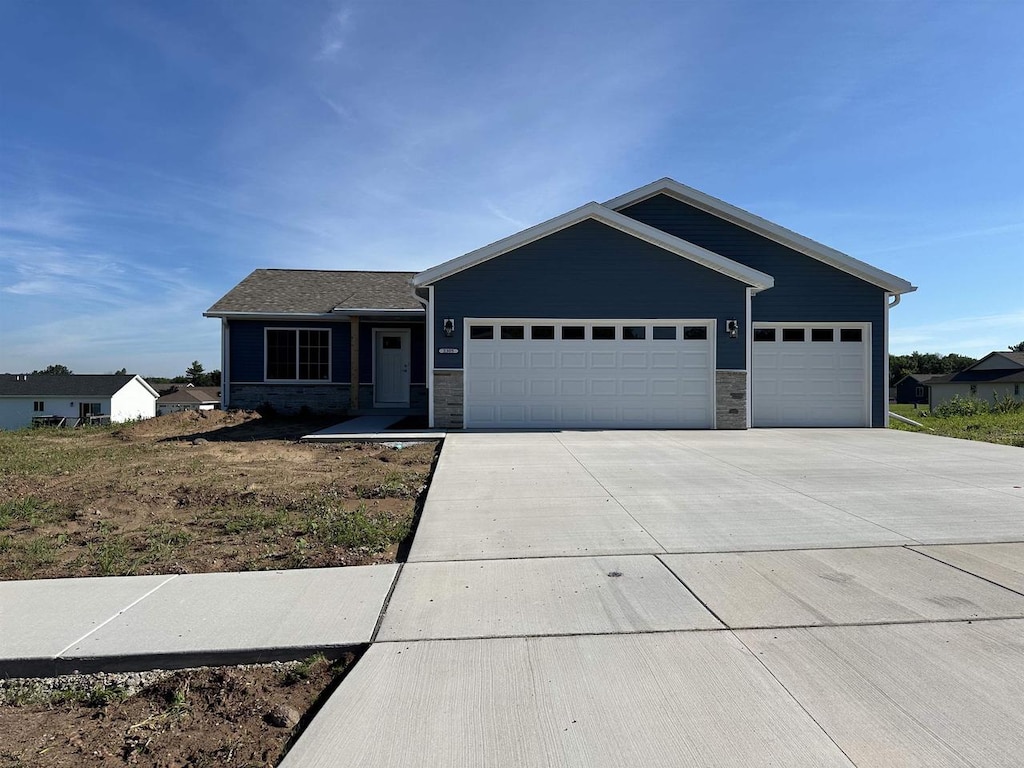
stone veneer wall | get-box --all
[433,370,464,429]
[715,370,748,429]
[229,383,350,415]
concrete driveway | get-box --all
[410,428,1024,560]
[283,430,1024,767]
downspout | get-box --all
[412,285,434,428]
[221,318,230,410]
[883,293,901,427]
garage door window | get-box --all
[562,326,585,340]
[531,325,555,340]
[683,326,708,340]
[754,328,776,342]
[593,326,616,340]
[500,325,525,340]
[811,328,834,342]
[623,326,646,340]
[470,325,494,340]
[840,328,863,342]
[652,326,676,340]
[782,328,805,342]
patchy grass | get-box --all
[889,403,1024,447]
[0,410,439,580]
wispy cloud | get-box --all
[317,7,354,61]
[891,308,1024,356]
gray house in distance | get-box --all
[927,351,1024,410]
[207,178,916,430]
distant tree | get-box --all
[185,360,205,385]
[1010,341,1024,352]
[889,352,977,386]
[206,369,221,386]
[114,367,128,375]
[32,364,73,376]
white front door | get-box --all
[374,329,411,406]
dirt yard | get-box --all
[0,410,439,580]
[0,654,355,767]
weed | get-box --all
[83,684,128,708]
[935,395,989,417]
[0,497,48,528]
[283,654,328,685]
[93,536,136,576]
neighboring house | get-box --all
[156,385,222,415]
[207,178,916,430]
[0,374,158,430]
[894,373,941,405]
[928,352,1024,410]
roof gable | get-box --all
[604,179,916,295]
[206,270,422,316]
[412,202,774,290]
[967,351,1024,371]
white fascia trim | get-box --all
[205,310,423,320]
[604,178,917,295]
[131,376,161,399]
[412,202,774,291]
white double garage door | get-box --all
[463,319,870,429]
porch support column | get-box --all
[350,317,360,411]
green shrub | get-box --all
[992,393,1024,414]
[935,395,989,418]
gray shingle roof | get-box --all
[929,369,1024,384]
[157,386,221,404]
[0,374,140,397]
[206,270,422,315]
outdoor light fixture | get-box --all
[442,318,455,337]
[725,319,738,338]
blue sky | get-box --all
[1,0,1021,376]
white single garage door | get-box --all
[464,319,714,429]
[752,323,870,427]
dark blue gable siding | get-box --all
[228,320,352,383]
[432,219,750,370]
[620,194,888,426]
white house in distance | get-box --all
[156,385,221,415]
[928,351,1024,410]
[0,374,158,430]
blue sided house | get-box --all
[206,178,916,430]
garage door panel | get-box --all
[465,320,713,429]
[753,324,868,428]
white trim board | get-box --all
[603,178,916,295]
[412,202,774,291]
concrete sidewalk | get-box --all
[0,565,398,676]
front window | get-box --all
[266,329,330,380]
[33,401,44,412]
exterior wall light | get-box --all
[442,318,455,337]
[725,319,738,338]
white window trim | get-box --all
[751,321,872,428]
[263,327,332,382]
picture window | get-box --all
[266,328,330,380]
[469,325,494,340]
[782,328,805,342]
